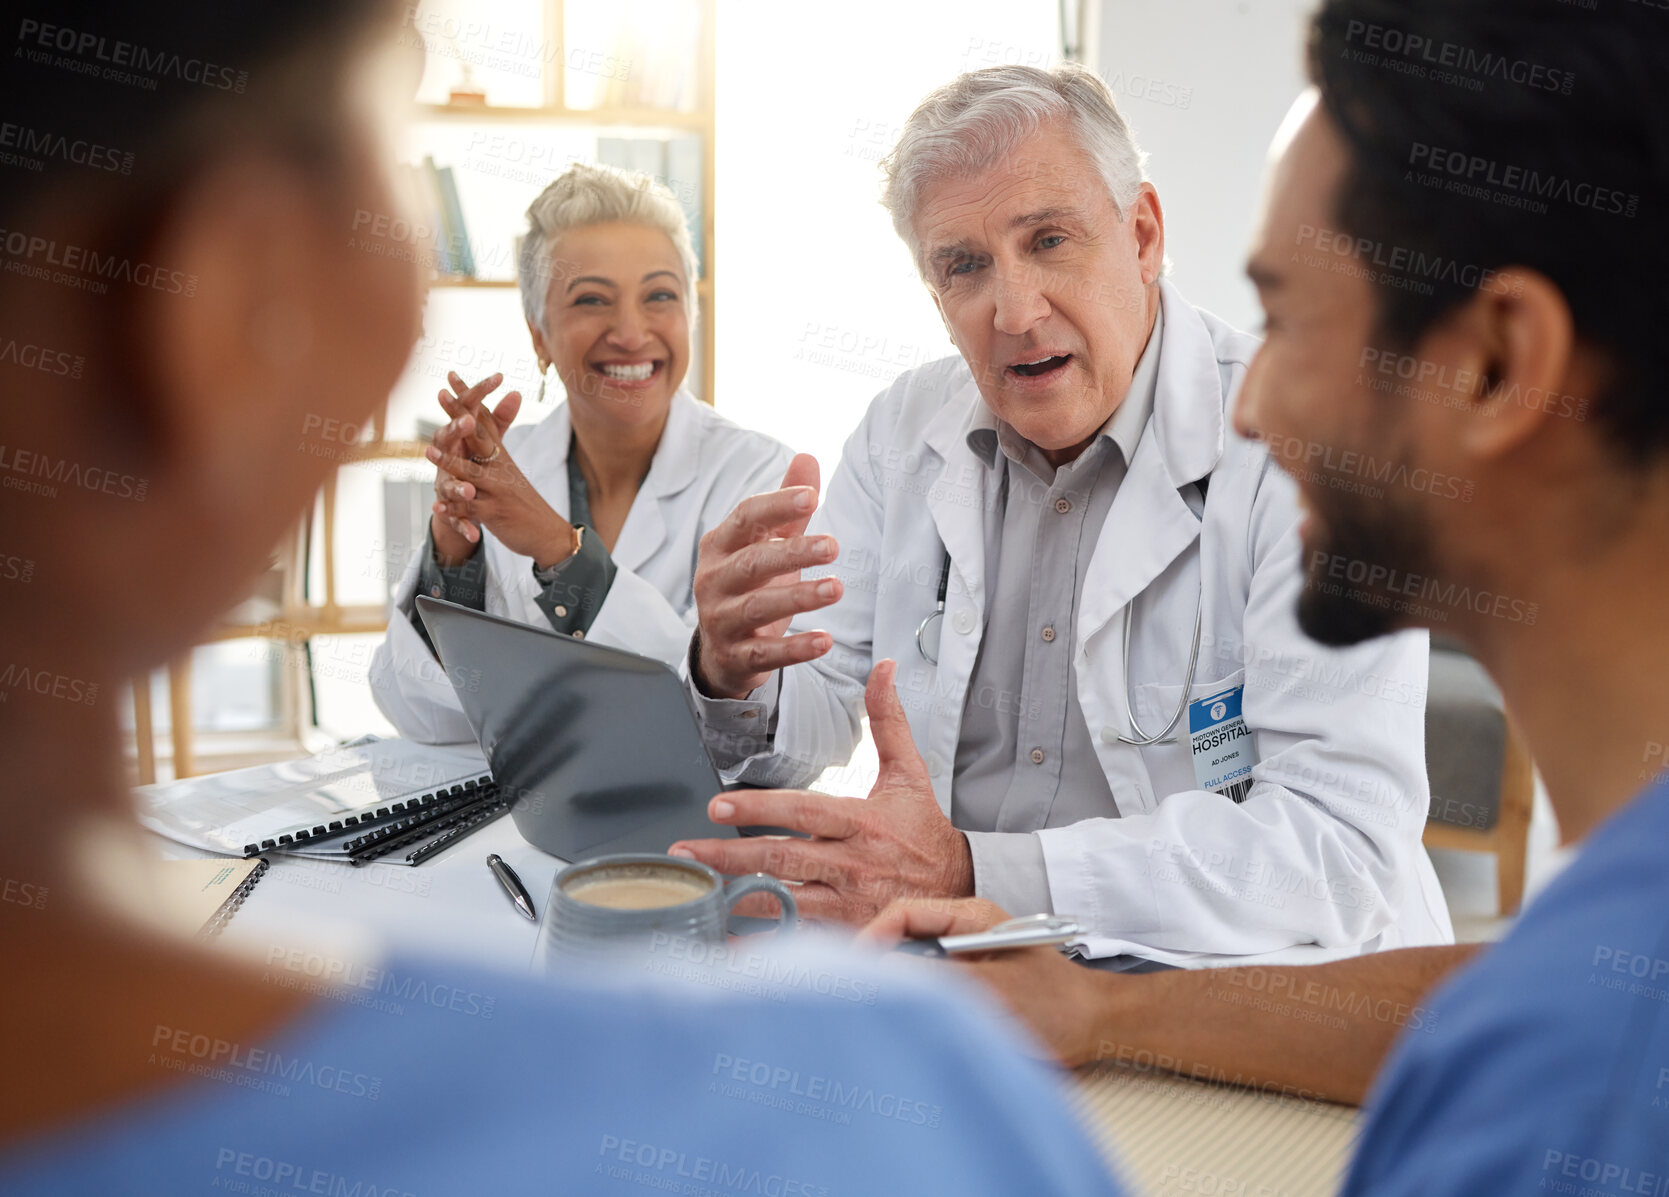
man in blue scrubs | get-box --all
[867,0,1669,1188]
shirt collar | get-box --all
[966,303,1165,476]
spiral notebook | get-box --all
[137,738,492,857]
[152,857,271,939]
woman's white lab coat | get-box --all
[371,390,792,744]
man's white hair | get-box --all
[879,63,1149,270]
[517,161,699,332]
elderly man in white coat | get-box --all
[371,164,791,745]
[670,65,1453,966]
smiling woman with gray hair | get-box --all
[371,161,793,744]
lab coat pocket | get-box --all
[1130,669,1247,804]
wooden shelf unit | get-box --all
[417,103,708,130]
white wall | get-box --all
[1088,0,1315,332]
[713,0,1061,478]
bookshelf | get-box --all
[417,0,717,404]
[131,0,718,782]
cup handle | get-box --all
[721,873,797,933]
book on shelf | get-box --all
[433,161,474,277]
[664,134,704,277]
[596,134,704,278]
[410,155,462,277]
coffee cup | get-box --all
[543,852,797,962]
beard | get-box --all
[1296,482,1437,648]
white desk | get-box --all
[148,768,1361,1197]
[150,814,566,976]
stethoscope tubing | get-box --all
[1116,586,1203,746]
[915,549,953,666]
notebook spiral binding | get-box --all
[350,785,506,866]
[196,858,271,941]
[242,773,495,856]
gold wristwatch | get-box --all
[532,524,584,585]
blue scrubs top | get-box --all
[0,943,1124,1195]
[1344,775,1669,1195]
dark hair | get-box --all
[1308,0,1669,461]
[0,2,397,223]
[0,1,399,457]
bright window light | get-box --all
[714,1,1062,478]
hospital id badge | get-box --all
[1188,685,1254,803]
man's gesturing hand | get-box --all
[691,453,842,700]
[668,659,975,925]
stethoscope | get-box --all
[914,551,952,666]
[914,548,1204,746]
[1117,584,1203,745]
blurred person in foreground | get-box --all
[868,0,1669,1188]
[0,4,1121,1193]
[371,164,792,744]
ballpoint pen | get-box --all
[486,853,537,921]
[892,913,1083,958]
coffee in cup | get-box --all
[542,852,797,964]
[564,865,714,911]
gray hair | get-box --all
[517,161,699,332]
[879,63,1149,268]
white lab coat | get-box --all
[371,390,793,745]
[710,279,1453,965]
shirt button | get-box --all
[953,610,974,635]
[572,630,584,640]
[1054,497,1071,514]
[553,604,568,617]
[1029,747,1045,765]
[1041,625,1056,643]
[740,708,758,719]
[1100,726,1120,744]
[925,753,944,777]
[429,585,443,597]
